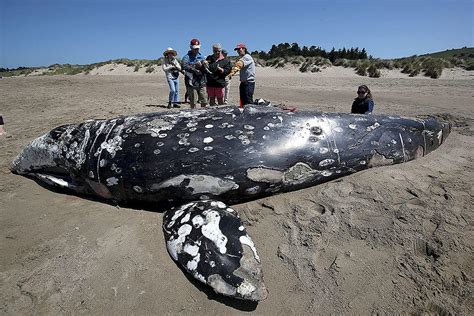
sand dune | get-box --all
[0,67,472,314]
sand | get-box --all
[0,66,473,314]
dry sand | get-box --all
[0,66,473,314]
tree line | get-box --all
[251,43,369,62]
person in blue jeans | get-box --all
[351,85,375,114]
[228,43,255,107]
[162,47,183,109]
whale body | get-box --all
[11,105,451,301]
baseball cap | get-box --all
[190,38,201,49]
[234,43,246,51]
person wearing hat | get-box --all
[228,43,256,107]
[162,47,183,109]
[204,43,232,106]
[181,38,208,108]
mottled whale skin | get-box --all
[11,105,451,301]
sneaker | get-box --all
[173,103,180,108]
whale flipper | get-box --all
[163,200,267,301]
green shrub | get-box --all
[134,65,141,72]
[145,66,154,73]
[367,64,381,77]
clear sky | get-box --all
[1,0,473,68]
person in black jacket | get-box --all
[204,43,232,106]
[351,85,374,114]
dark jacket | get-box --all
[205,55,232,88]
[351,98,374,114]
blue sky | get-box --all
[1,0,473,68]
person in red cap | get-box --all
[181,38,208,108]
[228,43,256,107]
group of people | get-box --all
[162,39,374,114]
[161,39,256,109]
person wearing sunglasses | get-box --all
[351,85,375,114]
[204,43,232,106]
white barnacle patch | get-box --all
[241,139,250,146]
[134,143,141,148]
[204,146,213,151]
[156,142,165,147]
[202,210,228,254]
[319,147,329,154]
[192,215,204,228]
[437,130,443,144]
[321,170,333,177]
[263,126,270,131]
[359,160,367,165]
[366,122,380,131]
[189,127,197,132]
[211,201,227,209]
[245,186,261,195]
[88,171,95,179]
[239,235,260,261]
[205,124,214,129]
[158,133,168,138]
[237,280,257,297]
[187,253,201,271]
[183,243,200,257]
[181,213,191,223]
[189,147,199,153]
[178,138,190,146]
[238,226,245,231]
[203,137,214,144]
[333,127,343,133]
[226,208,234,213]
[244,125,255,130]
[166,224,192,260]
[106,177,119,186]
[153,149,161,154]
[225,135,236,140]
[333,149,339,153]
[349,124,357,129]
[100,135,123,158]
[187,122,198,128]
[99,159,107,167]
[133,185,143,193]
[319,159,335,167]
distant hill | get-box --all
[420,47,474,59]
[1,47,473,79]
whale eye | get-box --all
[311,126,322,135]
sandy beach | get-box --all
[0,66,473,314]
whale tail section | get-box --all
[163,200,268,301]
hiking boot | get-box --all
[173,103,180,108]
[167,101,172,109]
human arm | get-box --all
[365,99,374,114]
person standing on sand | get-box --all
[351,85,375,114]
[204,43,231,106]
[0,115,5,136]
[161,47,183,109]
[181,38,208,109]
[222,49,231,104]
[228,43,255,107]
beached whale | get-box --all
[11,105,450,301]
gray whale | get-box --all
[11,105,451,301]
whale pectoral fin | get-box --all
[162,200,268,301]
